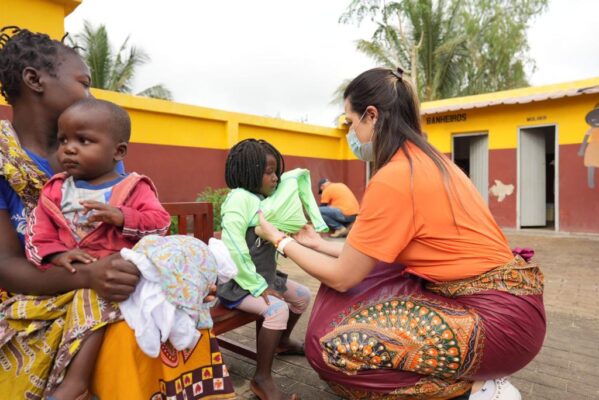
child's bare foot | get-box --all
[251,376,299,400]
[276,337,305,356]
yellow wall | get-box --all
[0,0,79,40]
[423,94,599,153]
[98,82,599,161]
[93,89,353,160]
[421,76,599,152]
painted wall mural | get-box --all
[579,103,599,188]
[489,179,515,202]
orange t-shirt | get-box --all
[347,142,513,282]
[321,183,360,216]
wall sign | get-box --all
[526,115,547,122]
[425,113,467,124]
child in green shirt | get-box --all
[217,139,317,400]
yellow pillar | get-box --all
[0,0,80,106]
[0,0,80,39]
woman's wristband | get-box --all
[277,237,296,256]
[273,234,287,248]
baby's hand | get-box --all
[204,284,217,303]
[49,249,97,273]
[80,200,124,227]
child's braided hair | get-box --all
[225,138,285,194]
[0,26,76,104]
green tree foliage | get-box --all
[70,21,173,100]
[339,0,548,101]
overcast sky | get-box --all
[65,0,599,127]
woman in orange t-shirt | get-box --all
[255,68,545,400]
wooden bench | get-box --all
[162,202,259,360]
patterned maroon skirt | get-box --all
[305,257,545,400]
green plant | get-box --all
[169,216,179,235]
[196,187,230,232]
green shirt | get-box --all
[220,168,327,296]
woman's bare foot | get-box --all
[251,376,299,400]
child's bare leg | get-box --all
[238,295,298,399]
[254,326,286,399]
[278,312,303,352]
[50,327,105,400]
[278,280,311,353]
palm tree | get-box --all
[337,0,547,103]
[70,21,172,100]
[398,0,468,100]
[338,0,467,102]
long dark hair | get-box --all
[343,67,450,175]
[344,67,465,229]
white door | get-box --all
[469,135,489,203]
[520,130,546,226]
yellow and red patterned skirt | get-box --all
[93,322,235,399]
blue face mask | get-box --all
[346,111,375,162]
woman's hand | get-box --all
[82,253,140,302]
[82,254,217,304]
[293,224,325,251]
[254,211,285,245]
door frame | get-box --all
[517,124,559,232]
[451,132,490,162]
[451,132,489,202]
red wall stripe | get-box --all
[559,144,599,233]
[489,148,517,228]
[126,143,366,203]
